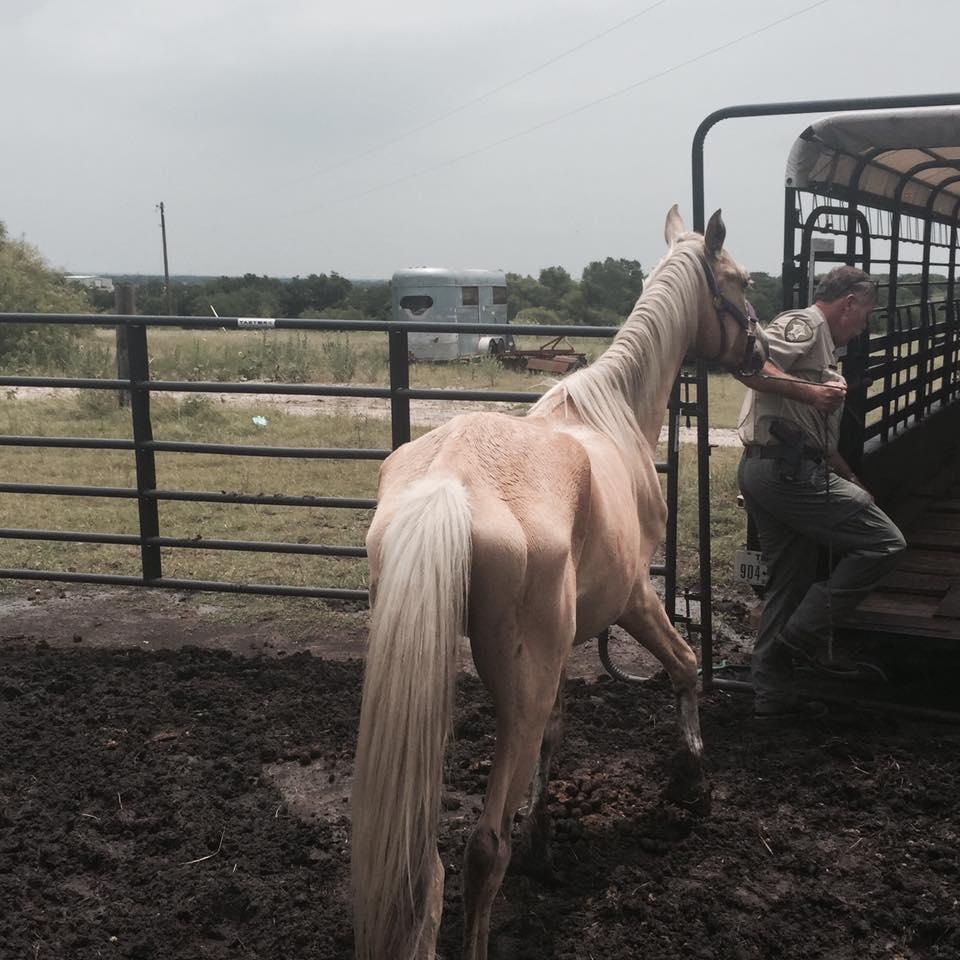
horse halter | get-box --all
[700,258,768,376]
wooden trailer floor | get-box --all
[843,457,960,644]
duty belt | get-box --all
[744,443,825,462]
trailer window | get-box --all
[461,286,479,306]
[492,286,507,305]
[400,295,433,315]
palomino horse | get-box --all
[351,206,766,960]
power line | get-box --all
[301,0,672,184]
[302,0,834,214]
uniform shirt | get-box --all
[738,304,843,453]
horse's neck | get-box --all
[528,247,701,461]
[599,279,695,447]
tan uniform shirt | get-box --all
[738,304,842,453]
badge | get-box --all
[783,317,813,343]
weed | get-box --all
[362,345,390,383]
[322,337,357,383]
[76,387,122,417]
[478,356,501,387]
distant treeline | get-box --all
[94,261,789,327]
[2,213,952,334]
[98,261,658,327]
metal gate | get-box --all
[0,311,689,611]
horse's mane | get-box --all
[528,235,708,455]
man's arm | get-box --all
[735,360,846,414]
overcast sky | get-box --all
[3,0,958,282]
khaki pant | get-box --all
[738,453,906,708]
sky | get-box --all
[2,0,959,282]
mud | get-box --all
[1,588,958,959]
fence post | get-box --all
[126,323,163,582]
[388,329,411,449]
[114,283,136,408]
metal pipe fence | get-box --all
[1,311,652,603]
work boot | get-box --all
[754,697,828,723]
[775,633,861,679]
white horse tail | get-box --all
[352,475,472,960]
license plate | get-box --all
[734,549,769,586]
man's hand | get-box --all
[807,378,846,413]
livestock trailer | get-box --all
[391,267,513,361]
[687,93,960,717]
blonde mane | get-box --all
[528,236,709,454]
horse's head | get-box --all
[664,205,768,376]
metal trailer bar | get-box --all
[691,92,960,692]
[3,313,694,604]
[921,174,960,421]
[832,151,960,452]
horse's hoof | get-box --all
[510,843,555,883]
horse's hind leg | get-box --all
[617,581,711,814]
[515,671,565,879]
[463,634,569,959]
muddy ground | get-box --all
[1,587,958,960]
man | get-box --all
[737,266,906,721]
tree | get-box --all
[537,266,574,311]
[746,272,782,324]
[0,221,94,369]
[280,273,352,317]
[345,281,391,323]
[580,258,645,318]
[505,272,548,322]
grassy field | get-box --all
[11,325,749,428]
[0,390,750,601]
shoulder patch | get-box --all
[783,317,814,343]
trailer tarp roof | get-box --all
[785,107,960,223]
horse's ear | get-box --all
[664,204,685,246]
[705,209,726,258]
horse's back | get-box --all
[372,412,591,582]
[376,412,591,523]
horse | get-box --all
[350,205,767,960]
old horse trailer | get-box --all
[391,267,513,361]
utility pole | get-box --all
[158,201,172,315]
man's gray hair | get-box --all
[814,265,878,304]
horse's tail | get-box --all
[351,474,472,960]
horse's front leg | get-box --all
[617,581,711,815]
